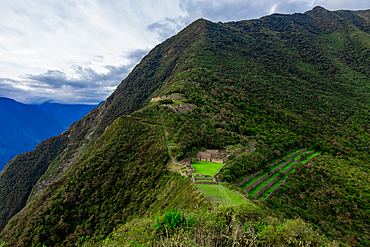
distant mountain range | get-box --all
[32,101,102,125]
[1,7,370,246]
[0,98,99,170]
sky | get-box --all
[0,0,369,104]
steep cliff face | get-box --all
[1,7,370,246]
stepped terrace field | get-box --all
[254,151,321,200]
[236,149,320,200]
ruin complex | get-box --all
[197,149,229,163]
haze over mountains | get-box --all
[32,101,101,126]
[0,6,370,246]
[0,98,98,171]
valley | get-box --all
[0,6,369,246]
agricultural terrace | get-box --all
[258,168,297,200]
[191,161,224,176]
[237,149,320,200]
[196,183,246,205]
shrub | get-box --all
[154,209,196,235]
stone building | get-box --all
[197,150,229,163]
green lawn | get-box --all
[281,161,297,171]
[293,150,313,161]
[196,183,246,205]
[259,186,276,200]
[301,152,320,164]
[241,172,265,189]
[191,161,224,176]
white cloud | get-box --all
[0,0,368,104]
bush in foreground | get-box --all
[78,203,338,247]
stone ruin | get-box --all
[176,149,230,184]
[169,103,197,113]
[150,94,184,102]
[197,149,229,163]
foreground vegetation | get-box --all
[0,6,370,247]
[79,203,337,247]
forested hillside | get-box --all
[1,6,370,246]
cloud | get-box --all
[1,0,368,104]
[178,0,316,22]
[147,17,186,40]
[0,48,149,104]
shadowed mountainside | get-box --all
[33,101,101,126]
[0,98,68,171]
[1,7,370,246]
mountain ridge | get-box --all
[0,97,69,171]
[32,101,100,126]
[0,7,370,246]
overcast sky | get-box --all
[0,0,368,104]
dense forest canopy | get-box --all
[0,6,369,246]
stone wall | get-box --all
[192,175,217,184]
[236,170,263,187]
[269,158,285,167]
[212,156,229,163]
[185,163,196,173]
[254,175,280,198]
[195,177,214,181]
[287,148,307,160]
[206,149,219,156]
[178,170,188,178]
[300,150,315,161]
[151,94,183,102]
[265,170,298,200]
[195,181,217,184]
[283,162,298,174]
[170,103,197,113]
[271,159,293,174]
[197,150,229,164]
[245,159,295,193]
[245,173,270,193]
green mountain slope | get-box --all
[0,19,208,233]
[1,6,370,246]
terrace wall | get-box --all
[192,176,217,184]
[282,156,304,174]
[254,175,280,198]
[236,170,263,187]
[268,149,307,167]
[265,170,298,200]
[271,159,293,174]
[245,159,295,193]
[245,173,271,193]
[178,170,188,178]
[287,148,307,160]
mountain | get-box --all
[0,99,100,171]
[0,97,69,171]
[32,102,102,126]
[1,6,370,246]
